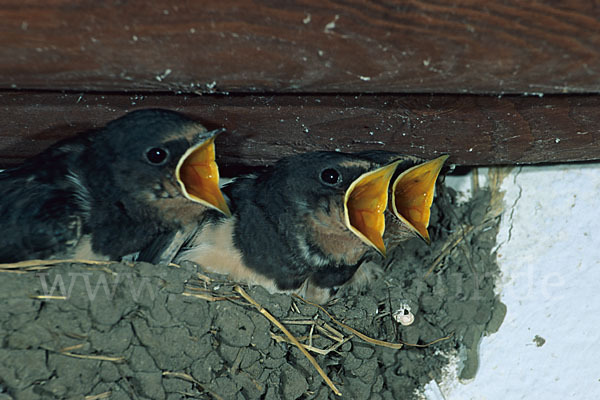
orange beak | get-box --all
[175,129,231,217]
[391,155,448,244]
[344,160,402,256]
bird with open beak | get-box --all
[350,150,449,246]
[175,151,448,303]
[0,109,230,263]
[310,152,449,298]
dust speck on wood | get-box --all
[0,174,505,399]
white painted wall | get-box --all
[428,163,600,399]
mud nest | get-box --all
[0,175,506,399]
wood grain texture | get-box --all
[1,91,598,169]
[1,0,599,94]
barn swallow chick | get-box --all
[388,154,449,244]
[337,153,449,294]
[175,151,401,302]
[352,151,449,246]
[0,109,230,263]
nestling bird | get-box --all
[353,150,449,245]
[0,109,230,263]
[317,152,449,295]
[175,151,447,303]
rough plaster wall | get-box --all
[430,164,600,399]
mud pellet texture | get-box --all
[0,184,504,399]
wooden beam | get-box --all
[1,92,598,169]
[1,0,599,94]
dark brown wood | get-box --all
[1,91,598,169]
[1,0,599,94]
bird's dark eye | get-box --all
[320,168,341,185]
[145,147,169,165]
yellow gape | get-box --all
[175,135,231,217]
[391,155,449,243]
[344,160,402,256]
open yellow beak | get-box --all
[175,133,231,217]
[391,155,448,244]
[344,160,402,256]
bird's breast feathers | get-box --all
[175,218,285,294]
